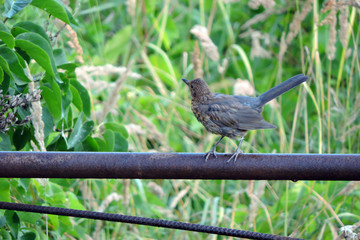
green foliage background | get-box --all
[0,0,360,239]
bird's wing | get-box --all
[199,94,276,130]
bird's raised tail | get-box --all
[258,74,308,106]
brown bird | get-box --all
[182,74,308,162]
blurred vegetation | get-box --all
[0,0,360,239]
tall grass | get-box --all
[12,0,360,239]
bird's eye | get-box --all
[190,85,194,88]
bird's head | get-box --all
[182,78,212,99]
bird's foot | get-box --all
[204,149,217,162]
[226,149,243,163]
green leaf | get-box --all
[0,22,15,48]
[67,115,94,149]
[114,132,128,152]
[102,130,114,151]
[0,67,3,85]
[67,192,85,210]
[0,228,11,240]
[11,21,51,44]
[53,48,67,66]
[41,86,62,123]
[31,0,72,24]
[0,55,12,78]
[0,133,12,151]
[0,179,10,202]
[19,231,36,240]
[104,122,129,138]
[13,127,31,150]
[0,46,30,84]
[4,211,20,239]
[17,212,41,225]
[0,216,5,228]
[70,80,91,119]
[3,0,32,18]
[104,25,132,64]
[82,136,99,151]
[69,84,82,111]
[42,107,54,139]
[15,32,58,80]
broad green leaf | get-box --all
[104,122,129,138]
[0,229,11,240]
[67,192,85,210]
[11,21,50,44]
[0,22,14,48]
[0,55,12,78]
[3,0,32,18]
[70,80,91,119]
[94,137,107,151]
[15,32,58,80]
[42,107,54,139]
[104,25,132,64]
[53,48,67,66]
[102,130,114,151]
[31,0,72,24]
[0,179,10,202]
[58,63,79,72]
[67,115,94,149]
[0,133,11,151]
[82,136,99,151]
[13,127,31,150]
[0,216,5,227]
[69,84,82,111]
[48,214,59,230]
[41,86,61,123]
[0,67,3,85]
[0,46,30,84]
[19,231,36,240]
[114,132,128,152]
[4,211,20,239]
[17,212,41,225]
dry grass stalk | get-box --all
[147,181,165,199]
[64,24,84,64]
[190,25,220,62]
[337,0,360,7]
[337,181,360,196]
[100,61,134,122]
[248,0,275,9]
[170,185,190,209]
[125,0,136,17]
[320,1,337,60]
[123,179,130,207]
[252,31,271,59]
[26,65,46,152]
[217,58,228,74]
[247,181,273,233]
[233,78,255,96]
[191,41,204,79]
[241,7,287,30]
[93,192,122,240]
[286,0,312,45]
[338,6,349,48]
[76,64,142,94]
[131,108,170,151]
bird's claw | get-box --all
[226,150,243,163]
[204,150,217,162]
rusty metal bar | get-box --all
[0,152,359,180]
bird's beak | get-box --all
[182,78,190,86]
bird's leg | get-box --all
[226,137,244,163]
[204,136,224,162]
